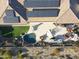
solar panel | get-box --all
[6,10,15,17]
[27,9,60,17]
[3,10,20,23]
[24,0,60,7]
[9,0,27,20]
[3,17,20,23]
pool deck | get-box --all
[28,22,68,42]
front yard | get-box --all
[0,25,30,38]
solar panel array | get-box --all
[27,9,60,17]
[24,0,60,17]
[24,0,60,7]
[3,10,20,23]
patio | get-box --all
[27,22,79,44]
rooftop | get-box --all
[0,0,79,24]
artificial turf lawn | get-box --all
[0,26,29,37]
[12,26,29,37]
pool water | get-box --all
[23,33,36,43]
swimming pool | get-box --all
[23,33,36,43]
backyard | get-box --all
[0,25,30,38]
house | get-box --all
[0,0,79,24]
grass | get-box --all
[12,26,29,37]
[0,26,30,37]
